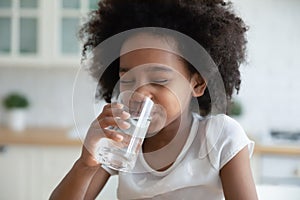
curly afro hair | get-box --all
[78,0,248,116]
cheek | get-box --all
[164,81,193,113]
[148,90,180,133]
[156,88,183,121]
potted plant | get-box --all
[2,92,30,131]
[227,99,243,118]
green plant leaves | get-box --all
[3,93,29,109]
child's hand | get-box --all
[79,103,131,167]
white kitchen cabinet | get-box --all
[0,146,30,200]
[260,154,300,185]
[0,0,99,68]
[41,146,118,200]
[0,145,81,199]
[0,145,118,200]
[256,184,300,200]
[37,146,83,199]
[252,144,300,186]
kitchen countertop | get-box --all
[0,126,82,146]
[254,142,300,156]
[1,126,300,155]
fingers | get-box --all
[83,103,134,164]
[99,103,130,121]
[103,129,124,142]
[95,103,132,142]
[99,117,131,130]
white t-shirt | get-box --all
[103,113,254,200]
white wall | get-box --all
[0,67,102,129]
[0,0,300,139]
[232,0,300,138]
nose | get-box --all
[126,85,153,116]
[133,84,153,100]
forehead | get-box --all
[120,33,190,76]
[120,32,179,55]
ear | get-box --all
[190,73,206,97]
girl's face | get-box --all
[119,33,205,132]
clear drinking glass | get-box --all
[97,91,154,172]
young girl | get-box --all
[50,0,258,199]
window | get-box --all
[0,0,39,55]
[58,0,100,56]
[0,0,100,67]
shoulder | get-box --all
[194,113,246,141]
[197,113,248,141]
[194,113,254,170]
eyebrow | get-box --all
[119,66,173,73]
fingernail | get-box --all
[116,134,124,141]
[121,121,131,128]
[117,103,124,108]
[116,118,131,129]
[122,111,131,119]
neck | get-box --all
[143,109,193,153]
[142,109,194,171]
[144,109,192,147]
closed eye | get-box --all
[120,79,135,84]
[152,79,168,83]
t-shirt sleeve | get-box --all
[207,114,254,170]
[101,165,118,176]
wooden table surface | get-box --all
[0,126,82,146]
[254,143,300,156]
[1,126,300,156]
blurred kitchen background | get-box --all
[0,0,300,199]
